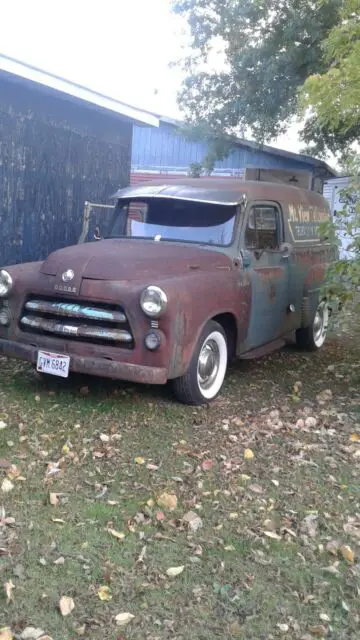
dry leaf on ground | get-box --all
[97,585,112,601]
[244,448,255,460]
[183,511,203,532]
[20,628,45,639]
[301,515,318,538]
[0,629,13,640]
[1,479,14,494]
[59,595,75,616]
[4,580,14,603]
[107,528,125,541]
[309,624,328,636]
[263,531,282,540]
[157,492,178,511]
[340,545,354,563]
[166,566,184,577]
[49,493,59,506]
[115,612,135,626]
[201,459,215,471]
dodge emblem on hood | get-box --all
[62,269,75,282]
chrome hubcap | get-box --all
[197,339,220,391]
[313,302,329,347]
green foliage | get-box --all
[323,155,360,308]
[173,0,343,153]
[300,0,360,156]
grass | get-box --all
[0,322,360,639]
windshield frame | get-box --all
[106,197,240,248]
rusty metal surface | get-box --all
[0,338,167,385]
[112,178,330,211]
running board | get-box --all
[239,338,286,360]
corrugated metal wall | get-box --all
[131,122,314,173]
[0,78,132,266]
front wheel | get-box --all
[296,300,329,351]
[173,320,228,405]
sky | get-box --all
[0,0,302,153]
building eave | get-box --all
[0,53,159,128]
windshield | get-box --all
[107,198,237,246]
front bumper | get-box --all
[0,339,168,385]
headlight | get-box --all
[0,270,13,298]
[140,286,167,318]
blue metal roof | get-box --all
[132,120,336,176]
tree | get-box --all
[173,0,360,156]
[300,0,360,157]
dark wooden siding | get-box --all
[0,77,132,266]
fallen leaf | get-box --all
[343,523,360,538]
[4,580,14,604]
[107,528,125,541]
[115,612,135,626]
[326,540,339,555]
[263,531,282,540]
[146,463,159,471]
[20,628,45,639]
[340,544,354,563]
[59,595,75,616]
[157,492,178,511]
[319,614,330,623]
[53,557,65,565]
[277,624,289,632]
[244,448,254,460]
[49,493,59,506]
[309,624,328,636]
[75,626,86,636]
[1,479,14,493]
[135,456,145,465]
[183,511,203,532]
[201,459,215,472]
[350,433,360,442]
[248,484,263,494]
[229,621,243,637]
[224,545,235,551]
[99,433,110,443]
[0,629,13,640]
[97,585,112,601]
[240,474,251,482]
[305,417,317,428]
[166,566,185,577]
[301,514,318,538]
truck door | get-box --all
[240,202,291,351]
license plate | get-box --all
[37,350,70,378]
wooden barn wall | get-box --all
[0,78,132,266]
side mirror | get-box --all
[94,226,102,241]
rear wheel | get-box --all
[173,320,228,405]
[296,300,329,351]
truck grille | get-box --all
[20,298,134,347]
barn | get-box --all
[0,54,159,266]
[131,117,336,191]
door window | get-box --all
[245,205,280,250]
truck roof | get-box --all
[112,178,328,209]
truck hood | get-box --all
[41,239,233,282]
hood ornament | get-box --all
[61,269,75,282]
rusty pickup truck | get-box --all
[0,179,335,404]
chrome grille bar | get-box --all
[21,315,132,343]
[25,300,126,323]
